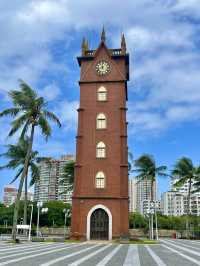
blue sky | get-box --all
[0,0,200,200]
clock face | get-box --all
[96,60,110,75]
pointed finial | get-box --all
[121,33,126,54]
[101,26,106,42]
[85,40,89,50]
[81,37,88,56]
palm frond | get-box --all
[0,108,21,117]
[20,120,30,140]
[30,162,40,186]
[10,167,23,184]
[19,80,37,100]
[38,115,51,140]
[8,114,29,137]
[43,110,61,128]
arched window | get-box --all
[96,113,106,129]
[96,171,105,188]
[96,142,106,158]
[97,86,107,101]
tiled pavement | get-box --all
[0,239,199,265]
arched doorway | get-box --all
[90,208,109,240]
[87,204,112,240]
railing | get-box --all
[84,49,123,57]
[111,49,122,55]
[85,50,95,56]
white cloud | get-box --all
[0,0,200,139]
[39,83,61,101]
[172,0,200,18]
[55,100,79,131]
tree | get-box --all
[129,212,148,230]
[193,166,200,193]
[171,157,200,237]
[134,154,167,239]
[0,137,49,226]
[0,80,61,241]
[128,152,134,175]
[59,160,75,194]
[39,201,71,227]
[134,154,167,202]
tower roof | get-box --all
[101,26,106,42]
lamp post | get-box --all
[150,201,155,240]
[28,204,33,241]
[154,202,159,241]
[36,202,43,237]
[63,209,71,239]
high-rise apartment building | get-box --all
[161,191,200,216]
[161,191,185,216]
[3,185,33,206]
[136,178,156,214]
[129,179,137,213]
[34,155,74,204]
[128,178,157,215]
[3,186,17,206]
[171,178,200,195]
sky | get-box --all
[0,0,200,200]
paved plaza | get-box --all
[0,239,199,265]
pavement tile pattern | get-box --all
[0,239,199,265]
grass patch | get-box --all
[113,238,158,245]
[64,239,83,243]
[129,239,158,244]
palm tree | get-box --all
[0,80,61,241]
[59,160,75,194]
[0,137,50,225]
[128,152,134,175]
[193,167,200,194]
[134,154,167,201]
[171,157,200,237]
[134,154,167,239]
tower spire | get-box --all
[81,37,88,56]
[101,26,106,42]
[121,33,126,55]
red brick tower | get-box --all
[71,29,129,240]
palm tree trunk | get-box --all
[12,125,35,241]
[23,169,28,226]
[186,178,192,239]
[150,179,154,240]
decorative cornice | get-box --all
[120,164,129,168]
[76,135,83,138]
[120,135,127,138]
[79,80,126,85]
[119,107,128,111]
[77,108,84,112]
[72,196,129,200]
[74,164,82,168]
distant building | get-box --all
[136,178,156,214]
[34,154,74,204]
[142,199,161,215]
[171,178,200,195]
[190,195,200,216]
[3,186,17,206]
[161,191,200,216]
[3,185,33,206]
[129,179,137,212]
[161,191,185,216]
[128,178,157,215]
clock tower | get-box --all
[71,29,129,240]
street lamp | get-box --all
[150,201,155,240]
[63,209,71,239]
[154,202,159,241]
[28,204,33,241]
[36,202,43,237]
